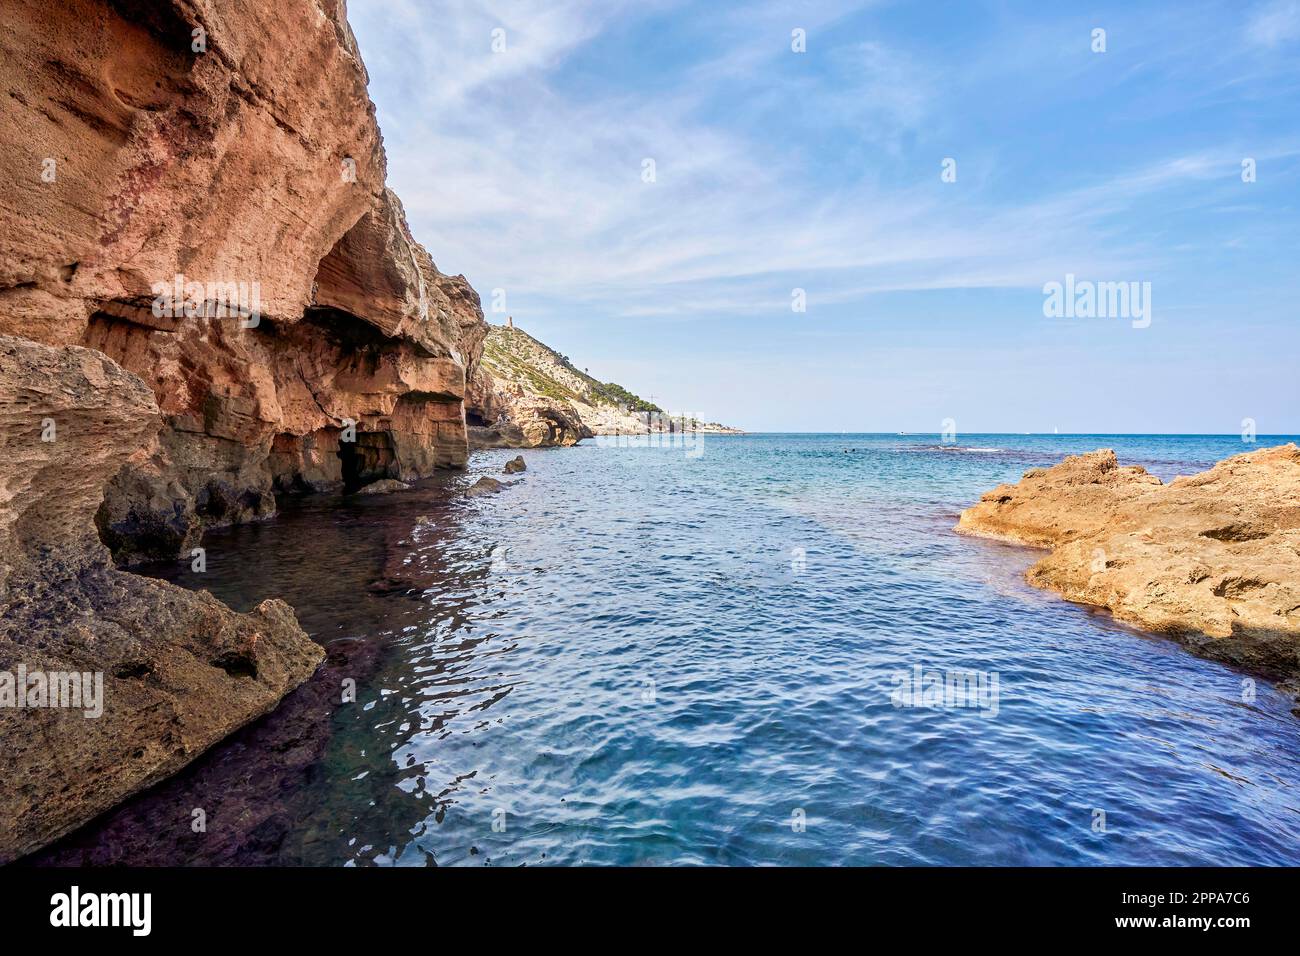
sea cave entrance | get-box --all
[336,429,397,493]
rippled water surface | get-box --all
[53,434,1300,865]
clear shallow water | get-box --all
[98,435,1300,864]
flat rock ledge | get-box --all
[956,445,1300,691]
[356,479,412,495]
[0,336,323,863]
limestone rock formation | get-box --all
[0,0,486,860]
[957,446,1300,683]
[465,476,507,497]
[0,0,487,563]
[0,336,323,863]
[467,378,593,448]
[466,323,738,448]
[503,455,527,474]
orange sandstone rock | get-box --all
[0,0,487,561]
[957,445,1300,684]
[0,335,322,863]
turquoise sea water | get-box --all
[40,433,1300,866]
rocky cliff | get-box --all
[1,0,487,563]
[466,323,739,447]
[0,0,486,860]
[957,446,1300,691]
[0,336,324,863]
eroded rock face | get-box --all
[0,336,323,863]
[0,0,487,562]
[957,446,1300,682]
[467,377,593,448]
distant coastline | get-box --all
[467,322,741,448]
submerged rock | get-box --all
[356,479,412,495]
[0,336,323,863]
[366,576,412,593]
[503,455,527,474]
[957,445,1300,682]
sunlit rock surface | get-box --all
[0,0,487,562]
[958,446,1300,685]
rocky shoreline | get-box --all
[0,336,324,862]
[21,462,493,866]
[5,0,1288,872]
[0,0,732,862]
[0,0,486,861]
[957,445,1300,698]
[1,0,487,570]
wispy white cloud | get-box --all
[350,0,1300,333]
[365,0,644,108]
[1246,0,1300,46]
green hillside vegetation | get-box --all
[482,324,663,413]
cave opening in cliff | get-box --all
[303,306,394,351]
[337,440,361,492]
[337,429,398,493]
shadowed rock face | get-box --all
[957,446,1300,687]
[0,0,487,562]
[0,336,323,863]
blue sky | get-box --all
[348,0,1300,433]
